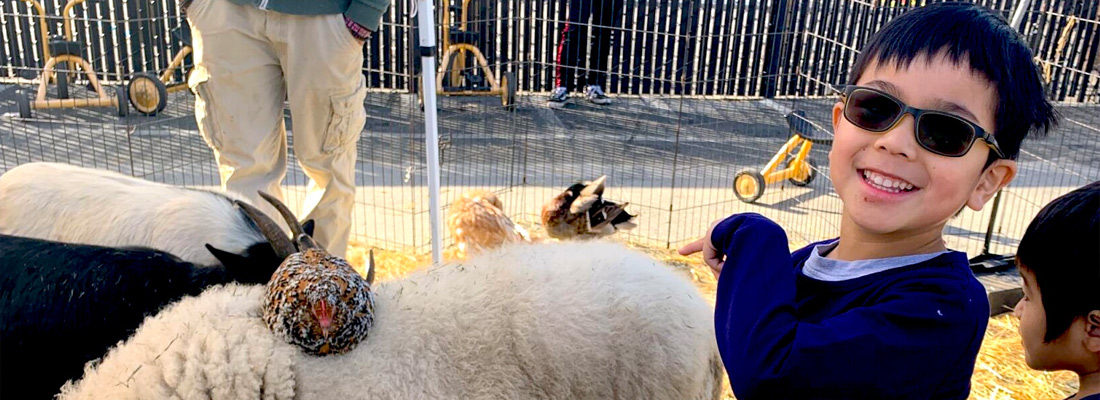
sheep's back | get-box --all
[57,284,297,400]
[295,241,720,399]
[60,242,721,400]
[0,162,265,265]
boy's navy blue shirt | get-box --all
[712,213,989,399]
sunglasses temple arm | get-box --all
[980,132,1007,159]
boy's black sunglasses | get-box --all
[832,85,1006,159]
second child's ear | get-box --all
[966,159,1017,211]
[1085,310,1100,354]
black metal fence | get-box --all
[3,0,1098,100]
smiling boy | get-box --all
[680,3,1058,399]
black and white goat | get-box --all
[0,196,300,400]
[0,162,302,268]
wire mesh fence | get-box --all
[1,0,1097,259]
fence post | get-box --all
[973,0,1034,261]
[415,0,445,265]
[1009,0,1033,30]
[980,189,1004,256]
[762,0,793,98]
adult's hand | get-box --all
[344,16,373,45]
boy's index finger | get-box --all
[677,238,706,256]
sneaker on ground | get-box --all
[584,85,611,105]
[547,87,569,109]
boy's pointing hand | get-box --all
[679,219,725,277]
[679,213,790,278]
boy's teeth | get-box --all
[862,170,916,192]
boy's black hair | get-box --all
[848,2,1058,161]
[1016,180,1100,342]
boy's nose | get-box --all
[1012,299,1024,317]
[873,115,919,159]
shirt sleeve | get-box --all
[711,213,985,399]
[345,0,391,32]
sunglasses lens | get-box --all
[917,113,976,157]
[846,89,901,131]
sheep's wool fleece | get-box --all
[0,162,265,266]
[60,242,723,400]
[263,249,375,355]
[58,284,296,400]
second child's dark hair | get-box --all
[1016,181,1100,342]
[848,2,1058,161]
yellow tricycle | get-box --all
[733,110,832,203]
[17,0,127,118]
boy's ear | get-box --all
[966,159,1017,211]
[830,101,844,160]
[832,101,844,132]
[1085,311,1100,354]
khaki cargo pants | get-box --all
[187,0,366,257]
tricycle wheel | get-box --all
[114,86,129,117]
[56,64,70,99]
[733,169,766,203]
[128,73,168,115]
[787,158,817,187]
[17,94,32,119]
[501,71,517,111]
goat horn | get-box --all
[236,200,296,259]
[366,249,375,285]
[257,191,305,240]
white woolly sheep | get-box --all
[0,162,303,267]
[59,241,723,400]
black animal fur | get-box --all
[0,234,282,399]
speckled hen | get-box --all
[256,191,377,356]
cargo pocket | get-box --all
[188,66,224,151]
[322,77,368,155]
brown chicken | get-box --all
[540,175,637,240]
[447,190,530,259]
[254,191,376,356]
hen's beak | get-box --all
[312,299,334,336]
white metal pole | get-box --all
[1010,0,1033,31]
[416,0,444,265]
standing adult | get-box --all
[184,0,390,257]
[548,0,624,108]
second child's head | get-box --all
[829,3,1057,239]
[1013,181,1100,373]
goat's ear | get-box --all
[206,244,245,268]
[302,219,316,237]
